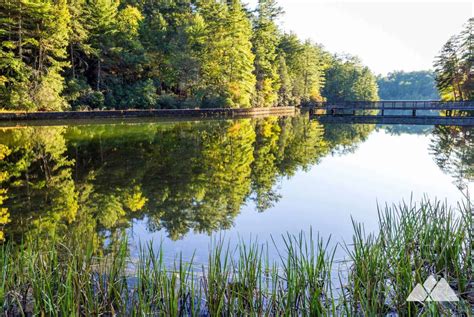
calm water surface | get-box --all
[0,115,472,262]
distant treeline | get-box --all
[0,0,378,111]
[434,18,473,101]
[377,18,473,103]
[377,71,439,101]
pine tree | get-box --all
[323,55,378,102]
[67,0,91,79]
[434,36,464,101]
[83,0,119,93]
[278,33,303,104]
[458,18,473,100]
[0,0,31,109]
[197,0,255,108]
[31,0,71,110]
[276,53,292,106]
[0,0,70,110]
[139,0,198,96]
[278,33,329,105]
[252,0,282,107]
[222,0,255,108]
[299,41,326,103]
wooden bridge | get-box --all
[309,101,474,126]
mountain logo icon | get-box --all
[407,275,459,302]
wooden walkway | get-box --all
[311,101,474,111]
[316,115,474,126]
[310,101,474,126]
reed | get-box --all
[1,198,472,316]
[341,197,472,316]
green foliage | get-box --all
[278,34,330,106]
[343,199,471,316]
[377,70,439,100]
[252,0,282,107]
[0,198,471,315]
[434,18,473,101]
[0,0,71,110]
[0,0,377,110]
[323,55,379,102]
[198,0,256,108]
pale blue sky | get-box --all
[246,0,473,75]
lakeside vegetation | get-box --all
[377,71,439,101]
[434,18,473,102]
[0,1,473,316]
[0,0,379,111]
[376,18,473,103]
[1,198,472,315]
[0,2,471,111]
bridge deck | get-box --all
[310,101,474,126]
[314,115,474,126]
[312,101,474,111]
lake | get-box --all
[0,114,472,262]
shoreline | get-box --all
[0,107,296,123]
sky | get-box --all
[246,0,473,75]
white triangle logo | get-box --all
[407,275,459,302]
[407,283,428,302]
[430,278,459,302]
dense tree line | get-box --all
[323,55,378,102]
[434,18,473,101]
[0,0,378,111]
[377,71,439,100]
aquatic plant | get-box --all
[1,198,472,315]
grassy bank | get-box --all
[1,198,472,316]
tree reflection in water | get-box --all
[430,126,474,192]
[0,116,377,249]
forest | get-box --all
[0,0,379,111]
[377,71,439,100]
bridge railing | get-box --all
[313,101,474,110]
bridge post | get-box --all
[412,109,416,117]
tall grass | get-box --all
[1,198,472,316]
[341,198,472,316]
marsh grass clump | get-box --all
[1,231,335,316]
[1,198,472,316]
[341,198,473,316]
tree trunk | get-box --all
[70,43,75,78]
[18,1,22,60]
[97,59,101,91]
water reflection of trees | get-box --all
[322,123,374,155]
[0,117,375,243]
[430,126,474,191]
